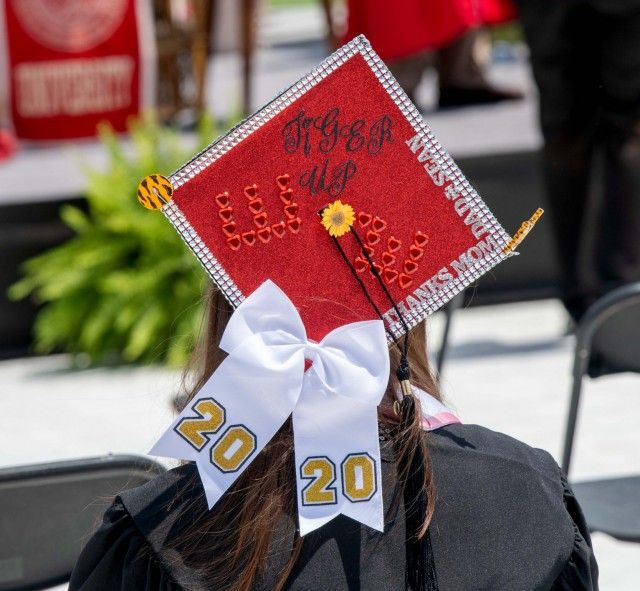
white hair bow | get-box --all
[151,280,389,535]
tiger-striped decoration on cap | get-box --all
[137,174,174,210]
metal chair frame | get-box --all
[0,454,165,486]
[436,290,465,377]
[561,282,640,474]
[0,454,166,591]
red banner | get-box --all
[0,0,155,140]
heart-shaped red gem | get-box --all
[218,207,233,222]
[372,216,387,232]
[358,212,372,227]
[366,230,380,245]
[248,199,263,214]
[383,267,398,283]
[244,184,258,199]
[279,189,294,204]
[257,227,272,243]
[253,212,268,228]
[215,192,229,208]
[370,263,383,277]
[226,235,241,250]
[272,222,286,238]
[414,231,429,247]
[242,231,256,246]
[284,203,299,218]
[354,257,368,273]
[404,259,419,274]
[287,217,302,233]
[409,245,424,260]
[382,251,396,266]
[387,236,401,252]
[221,221,236,236]
[362,245,375,258]
[398,273,413,289]
[276,174,290,190]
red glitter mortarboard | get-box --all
[148,36,514,342]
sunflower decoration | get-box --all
[321,200,356,237]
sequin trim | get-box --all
[161,35,513,340]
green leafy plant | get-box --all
[10,114,221,367]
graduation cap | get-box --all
[138,35,526,342]
[139,35,540,591]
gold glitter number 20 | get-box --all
[301,457,337,505]
[175,398,257,474]
[341,453,376,502]
[301,453,377,505]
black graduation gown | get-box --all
[69,424,599,590]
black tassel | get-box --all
[399,374,439,591]
[323,220,438,589]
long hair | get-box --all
[171,287,441,590]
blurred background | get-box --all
[0,1,639,589]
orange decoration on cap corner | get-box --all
[502,207,544,254]
[137,174,173,210]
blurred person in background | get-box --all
[516,0,640,322]
[344,0,523,107]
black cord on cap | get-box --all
[322,208,439,591]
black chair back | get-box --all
[561,283,640,542]
[0,454,165,591]
[588,290,640,377]
[562,283,640,471]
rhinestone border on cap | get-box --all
[162,35,513,343]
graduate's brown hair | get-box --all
[171,287,441,590]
